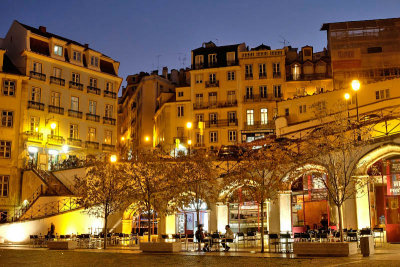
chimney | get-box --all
[84,44,89,49]
[39,26,46,33]
[162,67,168,79]
[151,70,158,75]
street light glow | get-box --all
[110,155,117,163]
[351,80,360,91]
[344,93,350,100]
[121,136,125,141]
[50,122,57,130]
[188,139,192,145]
[145,136,150,142]
[186,122,192,129]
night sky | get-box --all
[1,0,400,89]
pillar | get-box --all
[356,179,371,230]
[279,191,292,233]
[216,203,228,233]
[122,219,132,235]
[269,199,280,234]
[209,203,217,233]
[165,214,176,235]
[158,214,166,236]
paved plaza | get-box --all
[1,245,400,267]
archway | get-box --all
[122,203,159,237]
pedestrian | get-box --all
[195,224,210,252]
[221,225,234,251]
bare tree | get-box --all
[223,138,297,253]
[300,105,372,242]
[74,161,130,249]
[123,152,177,242]
[172,151,220,251]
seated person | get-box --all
[195,224,210,252]
[221,225,234,251]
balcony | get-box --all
[28,101,45,111]
[48,105,64,115]
[103,117,116,125]
[193,100,238,110]
[47,134,65,145]
[194,143,205,148]
[286,73,332,81]
[273,72,281,78]
[203,119,238,128]
[30,71,46,81]
[245,73,253,80]
[102,143,115,151]
[259,73,267,79]
[243,121,275,132]
[104,90,117,99]
[85,141,99,149]
[67,138,82,147]
[68,109,83,119]
[243,94,270,102]
[69,81,83,91]
[86,113,100,122]
[50,76,65,86]
[205,80,219,88]
[87,86,101,95]
[173,137,188,144]
[24,131,43,142]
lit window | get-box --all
[70,124,79,139]
[31,87,41,102]
[89,100,97,115]
[50,92,61,107]
[54,45,63,56]
[104,130,112,145]
[71,96,79,111]
[208,54,217,66]
[260,108,268,124]
[246,110,254,125]
[30,117,39,132]
[88,127,96,142]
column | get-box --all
[165,214,176,235]
[356,178,371,230]
[279,191,292,233]
[122,219,132,235]
[269,199,280,234]
[209,203,218,233]
[216,203,228,233]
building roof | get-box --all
[192,43,243,53]
[2,54,22,75]
[251,44,271,51]
[321,17,400,31]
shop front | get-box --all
[175,201,209,234]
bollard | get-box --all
[360,236,375,257]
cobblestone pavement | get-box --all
[1,246,400,267]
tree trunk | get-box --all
[196,205,201,251]
[147,202,152,243]
[103,205,108,249]
[338,204,344,242]
[260,199,265,253]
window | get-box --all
[208,92,217,106]
[227,91,236,104]
[89,100,97,114]
[208,54,217,66]
[227,71,235,81]
[177,105,184,117]
[210,131,218,143]
[54,45,63,56]
[104,130,112,144]
[3,80,15,96]
[228,130,236,142]
[88,128,96,142]
[33,62,42,73]
[51,92,61,107]
[209,113,217,125]
[0,141,11,158]
[105,104,113,118]
[73,50,81,61]
[274,85,282,98]
[90,56,99,67]
[209,73,216,83]
[247,110,254,125]
[0,176,9,197]
[246,87,253,99]
[71,96,79,111]
[245,64,253,78]
[196,114,204,122]
[53,67,62,78]
[228,111,237,123]
[227,52,235,65]
[259,63,266,78]
[195,55,204,67]
[285,108,289,116]
[292,64,300,80]
[195,94,203,105]
[367,47,382,53]
[1,111,13,127]
[72,73,80,83]
[260,86,267,98]
[31,87,41,102]
[70,124,79,139]
[178,91,184,97]
[376,89,390,100]
[261,108,268,125]
[30,117,39,132]
[106,82,113,92]
[273,63,281,77]
[196,133,204,145]
[299,105,307,114]
[195,74,203,84]
[90,78,98,88]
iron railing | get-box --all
[87,86,101,95]
[104,90,117,99]
[69,81,83,90]
[48,105,64,115]
[28,101,45,111]
[30,71,46,81]
[86,113,100,122]
[103,117,116,125]
[50,76,65,86]
[68,109,83,119]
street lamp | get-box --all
[351,79,360,122]
[121,136,125,142]
[145,136,150,142]
[110,154,117,163]
[344,93,351,123]
[186,122,192,155]
[186,122,192,129]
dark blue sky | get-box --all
[2,0,400,88]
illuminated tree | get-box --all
[223,138,297,253]
[74,161,130,249]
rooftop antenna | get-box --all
[279,35,290,47]
[156,55,162,72]
[178,53,187,68]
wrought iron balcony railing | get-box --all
[28,101,45,111]
[48,105,64,115]
[243,121,275,132]
[50,76,65,86]
[47,134,65,145]
[205,80,219,88]
[69,81,83,91]
[243,94,271,102]
[104,90,117,99]
[68,109,83,119]
[30,71,46,81]
[245,73,253,80]
[85,141,99,149]
[193,100,238,110]
[86,113,100,122]
[202,119,238,128]
[67,138,82,147]
[102,143,115,151]
[25,131,43,141]
[87,86,101,95]
[103,117,116,125]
